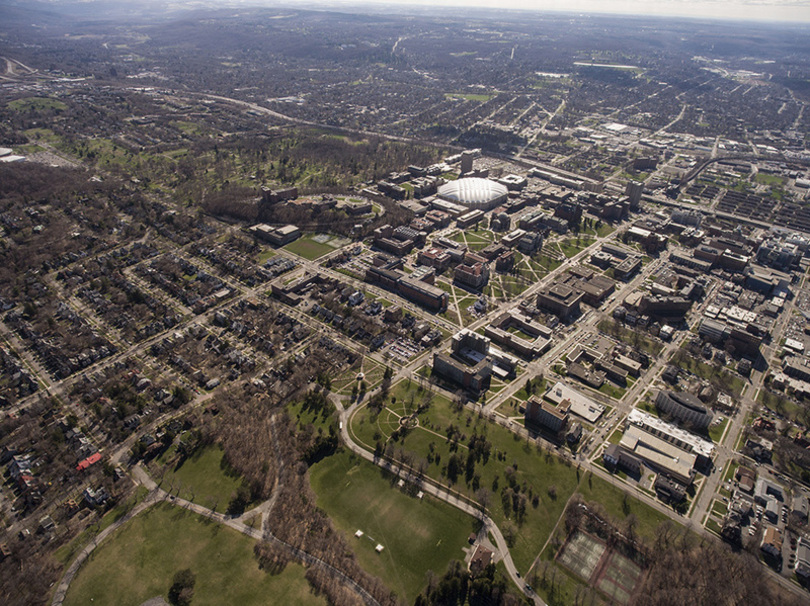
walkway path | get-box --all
[52,459,381,606]
[335,394,544,605]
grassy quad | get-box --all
[63,502,325,606]
[449,228,495,251]
[309,450,473,603]
[558,237,596,259]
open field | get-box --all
[284,234,342,260]
[152,444,247,512]
[8,96,68,112]
[350,379,580,573]
[309,450,473,602]
[63,502,324,606]
[54,486,150,566]
[576,473,672,542]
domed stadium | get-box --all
[437,177,508,210]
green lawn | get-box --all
[23,127,62,145]
[596,223,615,238]
[529,559,594,606]
[723,460,739,484]
[257,248,276,264]
[754,172,786,187]
[528,472,672,605]
[283,234,337,260]
[758,389,803,423]
[559,237,595,258]
[350,377,674,578]
[287,397,337,434]
[598,382,626,400]
[711,500,728,517]
[709,416,729,443]
[309,450,473,603]
[171,120,207,136]
[63,502,324,606]
[597,319,663,356]
[513,377,547,402]
[333,358,385,395]
[54,486,150,566]
[350,384,580,574]
[706,518,722,536]
[532,254,563,273]
[577,473,672,542]
[8,96,67,112]
[153,444,247,512]
[449,228,494,250]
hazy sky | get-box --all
[278,0,810,22]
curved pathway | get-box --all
[52,461,381,606]
[335,394,544,605]
[50,487,164,606]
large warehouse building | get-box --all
[437,177,508,210]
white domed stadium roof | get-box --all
[437,177,508,210]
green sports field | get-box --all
[309,450,473,603]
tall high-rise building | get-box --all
[460,151,474,174]
[625,181,644,210]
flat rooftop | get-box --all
[545,381,605,423]
[627,409,714,459]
